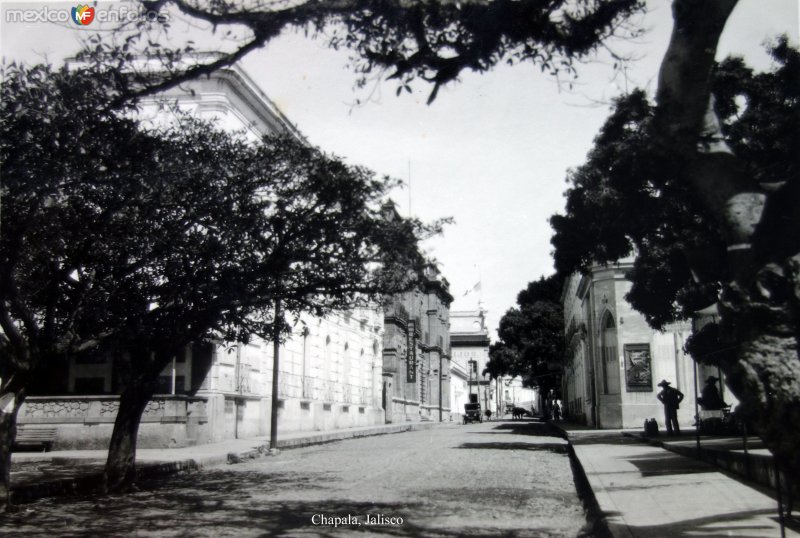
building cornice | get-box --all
[450,334,491,347]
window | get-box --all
[600,312,620,395]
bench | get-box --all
[698,407,734,435]
[13,426,57,452]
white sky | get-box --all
[2,0,798,338]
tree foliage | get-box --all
[550,35,800,480]
[1,63,145,379]
[551,40,799,329]
[80,0,644,105]
[486,275,564,394]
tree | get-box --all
[653,1,799,481]
[1,62,168,505]
[551,88,723,328]
[1,62,438,499]
[101,131,436,491]
[551,38,799,477]
[487,275,565,409]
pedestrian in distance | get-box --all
[657,380,684,435]
[698,376,726,411]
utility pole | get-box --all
[269,297,282,452]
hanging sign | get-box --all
[406,320,416,383]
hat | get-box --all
[706,376,719,383]
[657,380,671,387]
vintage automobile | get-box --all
[463,402,482,424]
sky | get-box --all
[2,0,798,338]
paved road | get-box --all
[1,420,589,537]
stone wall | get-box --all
[17,395,210,449]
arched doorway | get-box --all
[600,312,620,395]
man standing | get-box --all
[657,380,684,435]
[698,376,726,411]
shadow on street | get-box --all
[1,467,579,537]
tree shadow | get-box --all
[0,468,573,538]
[605,508,800,538]
[11,460,106,488]
[456,442,568,454]
[621,452,715,477]
[468,421,554,436]
[568,433,647,446]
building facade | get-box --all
[498,376,538,414]
[561,259,699,429]
[382,266,453,423]
[22,307,385,449]
[449,309,493,419]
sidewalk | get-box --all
[10,421,440,504]
[552,422,799,537]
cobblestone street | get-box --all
[1,421,588,537]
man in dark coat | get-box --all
[698,376,726,411]
[657,380,684,435]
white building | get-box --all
[561,257,736,429]
[498,377,538,414]
[449,309,492,418]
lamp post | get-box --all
[438,354,443,422]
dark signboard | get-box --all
[624,343,653,392]
[407,320,416,383]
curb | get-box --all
[10,421,442,505]
[549,422,613,538]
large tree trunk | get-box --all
[657,0,800,481]
[717,257,800,480]
[0,379,26,511]
[103,371,159,493]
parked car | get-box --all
[463,402,482,424]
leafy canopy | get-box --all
[485,275,564,391]
[550,39,799,330]
[1,61,438,384]
[78,0,645,105]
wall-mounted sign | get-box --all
[407,320,416,383]
[624,344,653,392]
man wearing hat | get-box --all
[657,380,684,435]
[698,376,726,411]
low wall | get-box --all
[16,394,386,449]
[18,395,210,449]
[278,399,384,432]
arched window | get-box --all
[323,335,332,382]
[600,311,620,395]
[342,341,351,389]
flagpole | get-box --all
[477,265,483,309]
[407,160,412,217]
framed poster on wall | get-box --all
[624,344,653,392]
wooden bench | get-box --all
[13,426,57,452]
